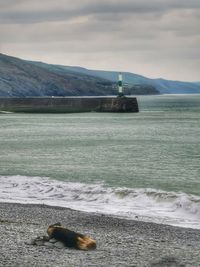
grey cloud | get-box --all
[1,0,200,24]
[0,0,199,81]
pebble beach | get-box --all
[0,202,200,267]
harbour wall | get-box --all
[0,97,139,113]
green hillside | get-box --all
[1,53,199,97]
[59,66,200,94]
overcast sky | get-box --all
[0,0,199,81]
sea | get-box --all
[0,94,200,229]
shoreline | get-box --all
[1,175,199,230]
[0,202,200,266]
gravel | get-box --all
[0,202,200,267]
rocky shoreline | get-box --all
[0,202,200,267]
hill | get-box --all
[0,54,117,97]
[1,53,199,97]
[0,54,159,97]
[55,66,200,94]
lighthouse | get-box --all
[117,73,124,97]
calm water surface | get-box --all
[0,94,199,194]
[0,94,200,228]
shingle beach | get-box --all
[0,203,200,267]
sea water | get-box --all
[0,94,200,228]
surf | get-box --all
[0,175,199,229]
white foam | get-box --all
[0,175,200,229]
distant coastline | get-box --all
[2,53,200,97]
[0,53,159,97]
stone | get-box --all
[44,242,54,247]
[35,240,45,246]
[49,238,57,243]
[54,242,66,249]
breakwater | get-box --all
[0,97,139,113]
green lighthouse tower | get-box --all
[118,73,124,97]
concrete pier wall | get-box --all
[0,97,139,113]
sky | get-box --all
[0,0,199,81]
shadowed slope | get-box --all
[0,53,115,97]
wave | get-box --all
[0,175,200,229]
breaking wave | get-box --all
[0,175,200,229]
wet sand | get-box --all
[0,202,200,267]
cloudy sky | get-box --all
[0,0,199,81]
